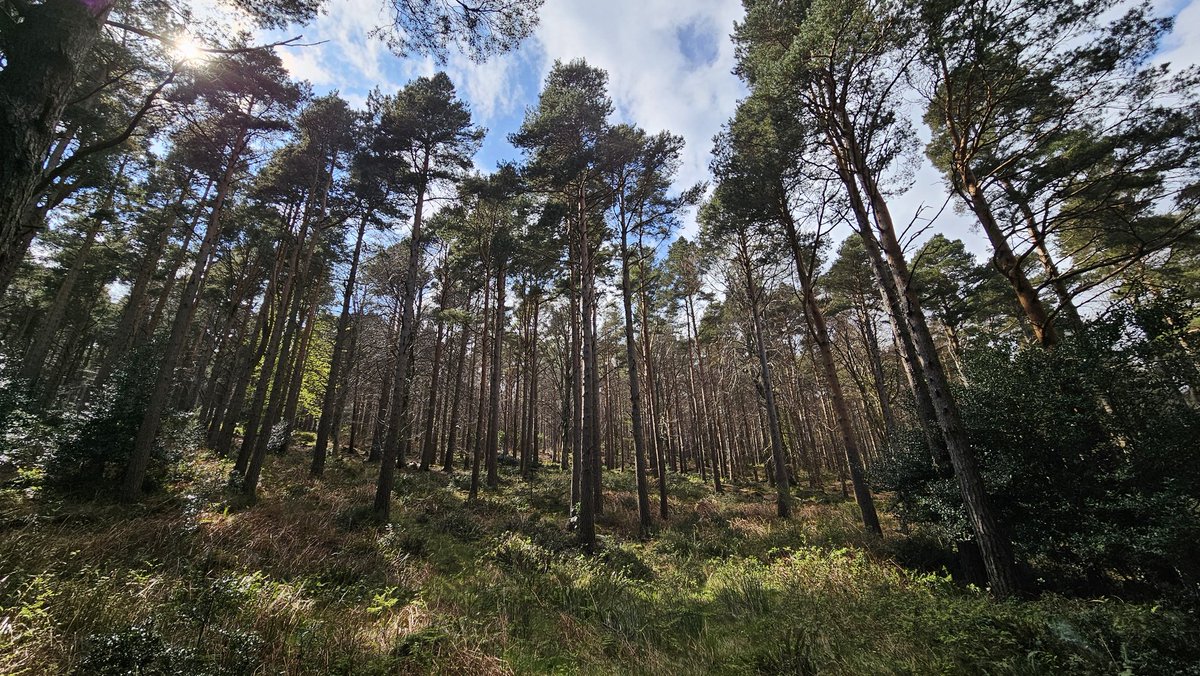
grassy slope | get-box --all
[1,448,1197,675]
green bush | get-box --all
[875,304,1200,596]
[45,344,181,493]
[600,543,656,582]
[0,362,57,492]
[76,623,201,676]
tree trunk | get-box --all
[685,296,722,494]
[281,294,319,451]
[443,320,470,472]
[619,229,653,537]
[777,204,880,534]
[0,0,114,287]
[469,275,492,501]
[577,202,598,551]
[832,107,1019,595]
[1001,178,1085,334]
[486,263,506,488]
[20,202,106,390]
[313,211,369,474]
[121,132,245,501]
[960,165,1058,347]
[569,261,583,514]
[235,210,307,478]
[376,166,429,520]
[420,308,447,471]
[737,237,791,517]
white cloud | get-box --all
[278,47,334,85]
[444,49,527,122]
[267,0,411,99]
[1156,0,1200,69]
[260,0,746,241]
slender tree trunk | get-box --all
[486,263,506,488]
[443,320,470,472]
[313,211,368,474]
[212,291,272,456]
[619,230,653,537]
[368,365,393,462]
[142,180,214,343]
[21,203,106,389]
[569,261,583,514]
[737,238,791,517]
[470,275,492,501]
[205,297,257,448]
[685,296,722,494]
[376,165,430,519]
[331,314,359,451]
[832,108,1018,595]
[588,286,603,515]
[640,299,670,521]
[420,310,447,471]
[934,81,1057,347]
[959,165,1058,347]
[242,272,311,499]
[1001,178,1085,334]
[858,307,895,443]
[235,212,306,477]
[93,187,191,393]
[777,204,880,534]
[121,133,245,501]
[281,295,319,451]
[521,291,541,475]
[577,203,598,551]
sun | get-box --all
[172,34,206,63]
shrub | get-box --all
[76,623,201,676]
[45,344,170,492]
[600,543,655,582]
[875,304,1200,596]
[0,363,57,493]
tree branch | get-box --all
[35,68,178,195]
[104,20,323,53]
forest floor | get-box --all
[2,444,1198,675]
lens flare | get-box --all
[172,34,205,63]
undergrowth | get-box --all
[1,448,1196,674]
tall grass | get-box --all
[1,447,1196,674]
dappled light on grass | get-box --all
[4,447,1197,673]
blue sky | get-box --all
[239,0,1200,258]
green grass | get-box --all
[1,450,1197,674]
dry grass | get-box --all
[1,446,1196,675]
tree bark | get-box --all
[619,229,653,537]
[469,275,491,501]
[313,211,369,474]
[376,161,430,520]
[485,263,506,488]
[421,306,447,471]
[443,320,470,472]
[830,103,1019,595]
[577,200,598,551]
[121,131,245,500]
[736,234,791,517]
[777,201,880,534]
[20,199,107,390]
[0,0,114,285]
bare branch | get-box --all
[104,21,322,53]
